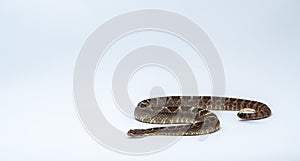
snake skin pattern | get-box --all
[127,96,271,137]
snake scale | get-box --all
[127,96,271,137]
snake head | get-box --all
[127,129,147,137]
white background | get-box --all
[1,0,299,160]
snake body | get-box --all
[127,96,271,137]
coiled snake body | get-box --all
[127,96,271,137]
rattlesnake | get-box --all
[127,96,271,137]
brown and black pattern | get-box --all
[127,96,271,137]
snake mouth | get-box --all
[127,129,147,137]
